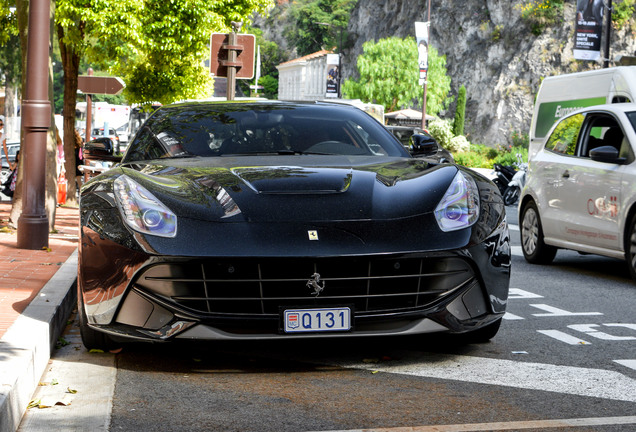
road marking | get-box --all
[509,223,519,231]
[568,324,636,341]
[508,288,543,299]
[502,312,524,320]
[615,359,636,371]
[335,354,636,402]
[530,304,603,317]
[313,416,636,432]
[537,329,591,345]
[511,245,523,256]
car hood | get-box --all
[117,156,458,223]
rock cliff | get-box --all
[342,0,636,146]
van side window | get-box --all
[544,113,583,156]
[612,96,631,103]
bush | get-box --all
[454,151,491,168]
[428,118,454,149]
[449,135,470,153]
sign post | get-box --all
[77,72,125,141]
[210,24,256,100]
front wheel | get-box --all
[625,213,636,281]
[503,186,520,206]
[520,201,557,264]
[78,293,119,351]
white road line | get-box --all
[509,223,519,232]
[508,288,544,299]
[530,304,603,317]
[502,312,524,320]
[334,354,636,402]
[537,329,591,345]
[312,416,636,432]
[511,245,523,256]
[615,359,636,371]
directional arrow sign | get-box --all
[78,76,125,95]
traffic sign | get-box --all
[78,76,125,95]
[210,33,256,79]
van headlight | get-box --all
[114,175,177,238]
[434,171,480,232]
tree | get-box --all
[342,37,452,115]
[56,0,273,206]
[453,85,467,136]
[284,0,356,56]
[120,0,273,105]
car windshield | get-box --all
[123,102,407,162]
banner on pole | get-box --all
[415,22,429,86]
[573,0,603,61]
[326,53,340,98]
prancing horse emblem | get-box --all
[306,272,325,297]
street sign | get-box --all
[210,33,256,79]
[78,76,125,95]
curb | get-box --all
[0,250,78,432]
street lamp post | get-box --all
[421,0,431,130]
[17,0,51,250]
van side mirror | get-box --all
[589,145,626,164]
[410,134,439,156]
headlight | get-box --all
[434,170,480,232]
[114,175,177,238]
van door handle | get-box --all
[562,170,570,179]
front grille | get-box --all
[134,256,475,317]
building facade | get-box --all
[277,50,337,101]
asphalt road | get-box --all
[19,204,636,432]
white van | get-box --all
[529,66,636,160]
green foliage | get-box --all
[454,144,528,169]
[0,4,20,90]
[612,0,636,29]
[449,135,470,153]
[259,75,279,99]
[284,0,356,56]
[343,37,451,115]
[427,118,454,149]
[118,0,273,105]
[453,85,466,136]
[510,129,529,148]
[518,0,564,35]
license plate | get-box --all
[283,307,351,333]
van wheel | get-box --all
[625,213,636,281]
[520,201,557,264]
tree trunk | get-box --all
[58,24,82,209]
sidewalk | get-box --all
[0,201,79,432]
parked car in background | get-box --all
[77,100,510,350]
[116,123,130,147]
[1,141,20,185]
[385,125,454,163]
[83,136,120,159]
[90,127,120,152]
[519,103,636,280]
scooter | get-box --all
[503,154,527,206]
[492,162,517,196]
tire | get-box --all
[625,213,636,281]
[458,318,502,343]
[503,186,520,206]
[78,293,119,351]
[520,201,557,264]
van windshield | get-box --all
[626,112,636,134]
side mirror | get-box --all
[589,145,626,164]
[410,134,439,156]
